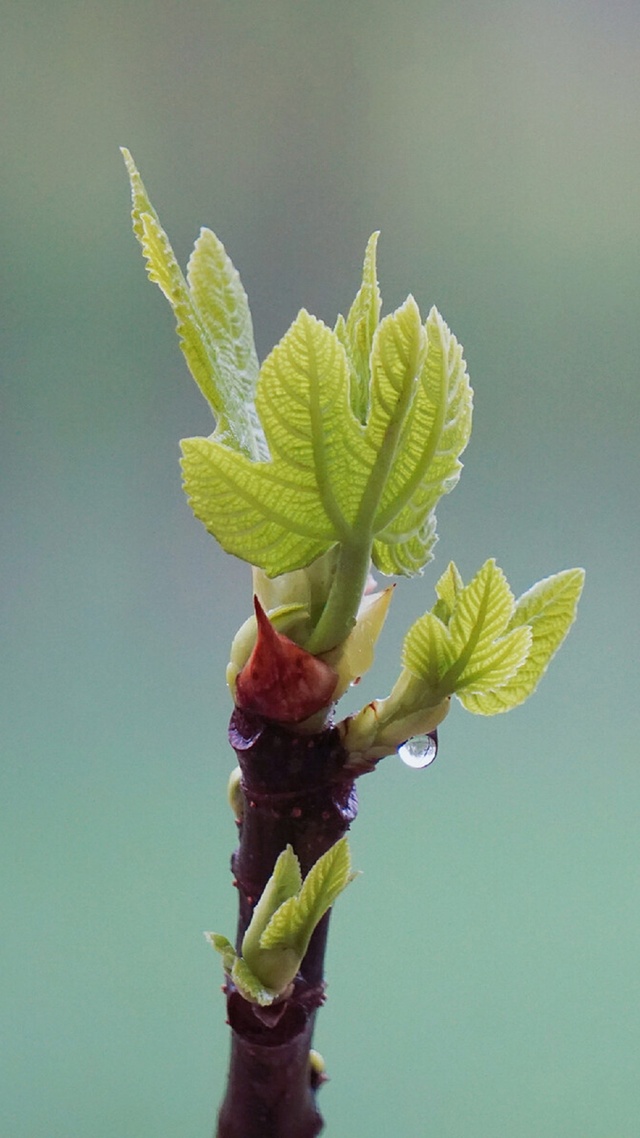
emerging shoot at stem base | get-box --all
[209,838,357,1007]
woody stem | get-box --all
[215,708,357,1138]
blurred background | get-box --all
[1,1,638,1135]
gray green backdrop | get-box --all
[2,1,639,1135]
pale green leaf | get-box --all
[137,208,225,419]
[187,227,267,459]
[259,837,354,954]
[343,232,381,422]
[241,845,302,964]
[256,310,370,534]
[257,895,299,952]
[230,955,281,1007]
[401,559,529,703]
[290,835,354,936]
[443,560,515,687]
[454,624,532,694]
[122,149,262,459]
[372,307,473,576]
[208,932,235,955]
[181,309,378,579]
[206,931,237,974]
[402,611,453,688]
[433,561,464,623]
[180,436,335,576]
[459,568,585,713]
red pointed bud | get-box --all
[235,597,338,723]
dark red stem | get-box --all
[215,708,358,1138]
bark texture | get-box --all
[216,708,357,1138]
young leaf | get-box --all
[187,227,268,459]
[371,306,473,576]
[206,932,237,974]
[432,560,464,624]
[458,568,585,713]
[228,840,356,999]
[259,837,355,956]
[255,310,371,534]
[340,232,381,422]
[403,560,531,696]
[181,308,377,578]
[242,845,303,959]
[128,197,476,643]
[230,955,283,1007]
[180,433,335,576]
[402,610,453,689]
[443,559,522,688]
[238,845,303,996]
[122,149,263,459]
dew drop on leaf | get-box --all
[397,732,438,769]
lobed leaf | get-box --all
[402,611,453,688]
[459,568,585,713]
[444,559,516,686]
[122,148,263,459]
[401,559,533,707]
[187,227,267,458]
[372,307,472,576]
[180,436,334,576]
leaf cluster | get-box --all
[123,151,472,653]
[208,839,356,1006]
[341,560,585,763]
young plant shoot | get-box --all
[123,149,584,1138]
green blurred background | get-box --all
[2,1,638,1135]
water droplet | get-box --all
[398,732,438,769]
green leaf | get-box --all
[181,308,376,582]
[259,837,355,956]
[403,560,530,695]
[206,931,236,973]
[444,559,524,689]
[187,227,268,459]
[340,232,381,422]
[232,839,356,999]
[459,568,585,713]
[230,955,282,1007]
[122,149,263,459]
[372,306,473,576]
[432,560,464,623]
[402,611,453,688]
[181,433,335,576]
[241,845,303,961]
[256,309,371,533]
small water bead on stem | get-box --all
[397,731,438,769]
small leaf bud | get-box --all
[227,766,244,820]
[235,597,338,723]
